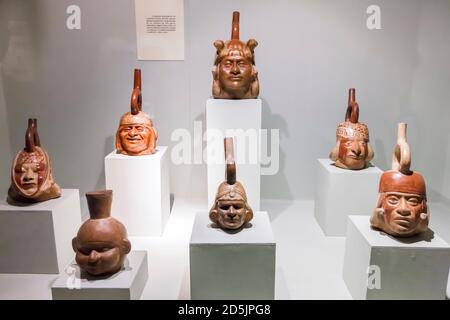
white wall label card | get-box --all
[134,0,184,60]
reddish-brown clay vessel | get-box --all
[72,190,131,276]
[330,88,374,170]
[212,11,259,99]
[370,123,429,237]
[8,118,61,203]
[209,137,253,230]
[116,69,158,156]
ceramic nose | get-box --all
[397,198,411,216]
[23,168,34,181]
[231,63,240,74]
[88,250,100,263]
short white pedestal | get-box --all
[0,189,81,274]
[314,158,382,236]
[105,147,170,237]
[343,216,450,300]
[206,99,261,211]
[51,251,148,300]
[190,211,275,300]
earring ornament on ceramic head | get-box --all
[209,137,253,230]
[329,88,374,170]
[370,123,429,237]
[116,69,158,156]
[212,11,259,99]
[72,190,132,276]
[8,118,61,204]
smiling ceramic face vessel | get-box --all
[330,88,374,170]
[209,138,253,230]
[8,119,61,203]
[370,123,429,237]
[212,11,259,99]
[72,190,131,276]
[116,69,158,156]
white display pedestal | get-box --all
[343,216,450,300]
[206,99,261,211]
[105,147,170,237]
[0,189,81,274]
[51,251,148,300]
[190,211,275,300]
[314,158,382,236]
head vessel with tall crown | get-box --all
[212,11,259,99]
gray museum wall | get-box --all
[0,0,449,204]
[0,73,11,196]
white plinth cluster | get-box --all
[105,147,171,237]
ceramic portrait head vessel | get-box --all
[8,118,61,204]
[116,69,158,156]
[209,137,253,230]
[370,123,429,237]
[212,11,259,99]
[72,190,131,276]
[330,88,374,170]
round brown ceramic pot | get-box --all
[72,190,131,276]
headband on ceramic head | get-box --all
[336,88,369,140]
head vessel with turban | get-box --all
[370,123,429,237]
[116,69,158,156]
[330,88,374,170]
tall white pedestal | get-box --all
[343,216,450,300]
[105,147,170,237]
[51,251,148,300]
[206,99,261,211]
[190,211,275,300]
[0,189,81,274]
[314,158,382,236]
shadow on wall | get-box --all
[260,97,292,201]
[373,138,388,171]
[94,135,115,191]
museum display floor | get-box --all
[1,197,449,300]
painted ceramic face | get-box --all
[330,88,373,170]
[209,182,253,230]
[116,113,157,156]
[73,219,130,276]
[13,150,47,196]
[212,11,259,99]
[115,68,157,156]
[118,122,152,155]
[216,51,254,98]
[379,192,427,236]
[8,119,61,204]
[371,169,429,237]
[215,196,247,229]
[337,137,369,170]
